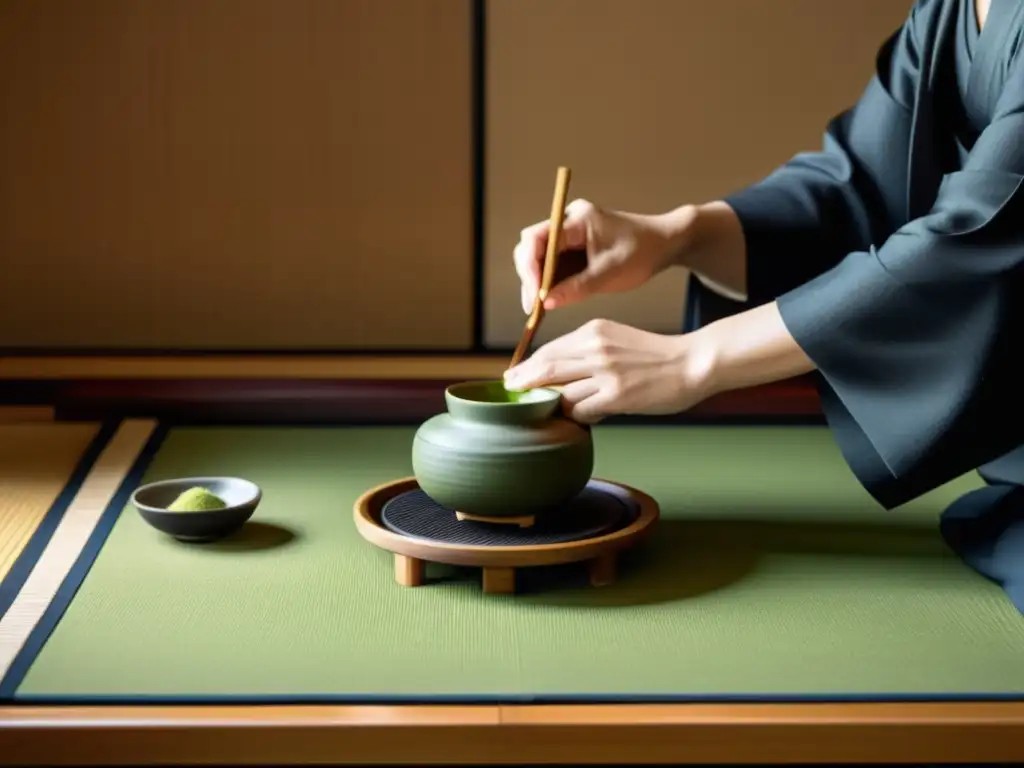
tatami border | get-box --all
[0,422,118,622]
[0,419,165,698]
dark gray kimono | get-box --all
[685,0,1024,610]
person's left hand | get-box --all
[502,319,711,423]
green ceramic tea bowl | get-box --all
[411,380,594,519]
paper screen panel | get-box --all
[0,0,474,350]
[483,0,910,346]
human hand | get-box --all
[502,318,713,423]
[513,199,697,314]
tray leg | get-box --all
[588,552,617,587]
[482,566,515,594]
[394,554,425,587]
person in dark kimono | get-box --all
[504,0,1024,611]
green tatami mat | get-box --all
[14,425,1024,702]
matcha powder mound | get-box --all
[167,487,228,512]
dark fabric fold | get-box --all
[687,0,1024,611]
[940,483,1024,613]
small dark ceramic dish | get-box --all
[131,476,262,543]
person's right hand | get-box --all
[513,199,695,314]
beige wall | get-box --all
[484,0,910,346]
[0,0,474,349]
[0,0,910,351]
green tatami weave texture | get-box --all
[16,425,1024,701]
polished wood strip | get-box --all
[498,702,1024,763]
[0,355,509,381]
[0,420,157,682]
[0,356,824,421]
[42,378,820,424]
[0,423,99,584]
[0,701,1023,764]
[0,407,55,424]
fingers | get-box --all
[561,199,594,251]
[545,269,603,309]
[559,379,609,424]
[506,318,615,387]
[545,243,617,309]
[504,326,582,388]
[503,320,610,389]
[509,371,611,424]
[503,354,593,390]
[513,200,593,314]
[545,215,616,308]
[568,391,613,424]
[520,284,533,316]
[532,318,613,360]
[513,228,544,313]
[558,378,598,415]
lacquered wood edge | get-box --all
[0,703,497,726]
[353,476,660,566]
[0,406,55,423]
[2,702,1024,764]
[0,354,510,380]
[0,376,822,422]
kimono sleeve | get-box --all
[686,3,924,329]
[776,70,1024,509]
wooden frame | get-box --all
[3,701,1024,764]
[0,354,822,423]
[4,355,1023,764]
[353,476,660,593]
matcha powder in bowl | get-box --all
[166,487,228,512]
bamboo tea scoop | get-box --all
[508,166,572,369]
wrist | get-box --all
[657,201,748,299]
[684,302,817,397]
[648,204,700,270]
[651,202,734,269]
[676,325,722,402]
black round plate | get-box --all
[380,484,634,547]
